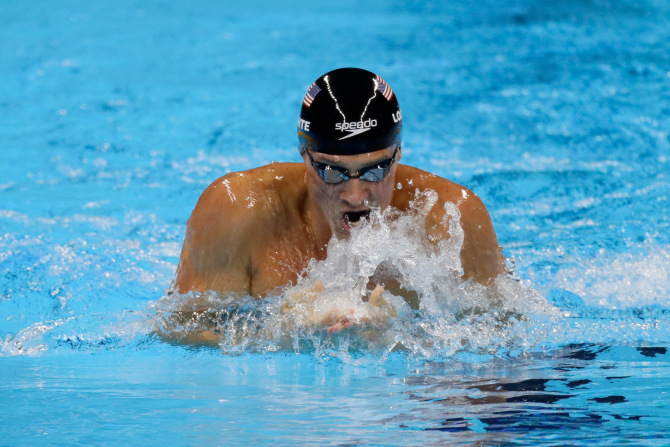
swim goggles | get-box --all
[306,147,399,184]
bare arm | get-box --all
[173,175,255,297]
[426,186,504,286]
[394,166,504,286]
[454,190,505,284]
[162,175,261,345]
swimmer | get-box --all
[170,68,504,338]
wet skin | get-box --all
[173,147,505,299]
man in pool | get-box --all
[171,68,504,334]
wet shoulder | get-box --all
[393,164,494,240]
[199,162,306,211]
[393,165,475,210]
[186,162,307,248]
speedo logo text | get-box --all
[335,119,377,140]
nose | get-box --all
[340,179,369,207]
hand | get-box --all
[281,280,347,331]
[280,279,326,314]
[281,281,396,335]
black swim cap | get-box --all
[298,68,402,156]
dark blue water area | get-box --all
[1,346,668,445]
[1,0,670,444]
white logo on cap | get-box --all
[335,119,378,140]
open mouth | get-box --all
[343,210,371,230]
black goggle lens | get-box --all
[309,148,398,185]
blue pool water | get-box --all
[2,0,669,444]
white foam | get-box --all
[553,242,670,309]
[153,190,560,361]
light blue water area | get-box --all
[1,0,670,445]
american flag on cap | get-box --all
[303,82,321,107]
[375,74,394,101]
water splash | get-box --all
[552,242,670,309]
[7,195,667,361]
[152,191,561,362]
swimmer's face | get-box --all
[303,146,401,238]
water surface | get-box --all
[1,0,669,444]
